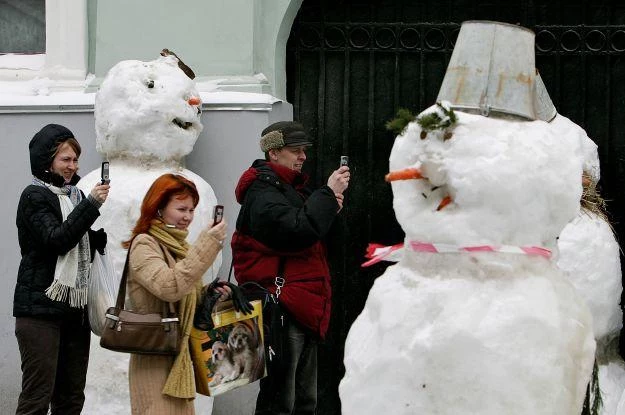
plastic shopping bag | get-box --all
[190,300,266,396]
[88,250,120,336]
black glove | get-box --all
[194,289,221,331]
[193,279,254,330]
[89,228,107,259]
[223,281,254,315]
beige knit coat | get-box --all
[127,229,222,415]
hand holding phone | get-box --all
[100,162,110,185]
[213,205,224,226]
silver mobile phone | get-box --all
[100,162,110,184]
[213,205,224,225]
[340,156,349,167]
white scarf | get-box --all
[33,178,91,307]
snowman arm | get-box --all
[128,231,222,303]
[247,183,338,251]
[19,186,100,255]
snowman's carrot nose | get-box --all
[188,96,201,106]
[385,167,423,182]
[436,195,452,211]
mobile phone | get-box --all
[100,162,110,184]
[340,156,349,167]
[213,205,224,225]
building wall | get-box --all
[89,0,302,99]
[0,101,292,414]
[93,0,253,77]
[0,1,303,412]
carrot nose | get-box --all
[385,167,423,182]
[436,195,452,211]
[188,96,201,106]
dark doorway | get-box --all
[286,1,625,413]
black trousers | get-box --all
[15,315,91,415]
[255,319,318,415]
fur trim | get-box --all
[260,130,285,152]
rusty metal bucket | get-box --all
[534,71,557,122]
[437,20,555,121]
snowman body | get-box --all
[559,212,622,342]
[339,108,596,414]
[559,211,625,415]
[78,56,220,274]
[79,56,218,415]
[79,164,219,279]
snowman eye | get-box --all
[147,80,154,88]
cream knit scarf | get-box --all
[148,221,202,399]
[33,177,91,308]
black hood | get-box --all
[29,124,80,186]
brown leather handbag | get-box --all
[100,240,181,355]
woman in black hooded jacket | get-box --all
[13,124,110,415]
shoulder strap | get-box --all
[114,242,133,310]
[227,259,234,283]
[114,236,176,316]
[274,257,286,299]
[277,256,286,279]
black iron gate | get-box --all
[286,1,625,413]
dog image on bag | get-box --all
[228,322,262,381]
[208,341,239,386]
[191,300,267,396]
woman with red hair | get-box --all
[124,173,227,414]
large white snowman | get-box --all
[555,116,625,415]
[340,22,596,415]
[78,55,220,415]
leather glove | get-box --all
[89,228,107,260]
[194,279,221,331]
[193,279,254,330]
[223,281,254,315]
[208,278,253,315]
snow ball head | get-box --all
[388,104,584,248]
[95,55,203,161]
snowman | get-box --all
[78,54,220,415]
[339,21,595,415]
[555,115,625,415]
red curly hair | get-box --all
[122,173,199,248]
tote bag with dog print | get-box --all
[190,299,266,396]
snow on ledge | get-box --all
[0,58,280,112]
[0,54,45,71]
[0,86,281,113]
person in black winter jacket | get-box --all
[13,124,110,415]
[232,121,349,415]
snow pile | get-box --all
[558,213,622,341]
[554,114,624,415]
[339,107,596,415]
[597,345,625,415]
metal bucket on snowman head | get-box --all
[534,71,557,122]
[437,20,556,121]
